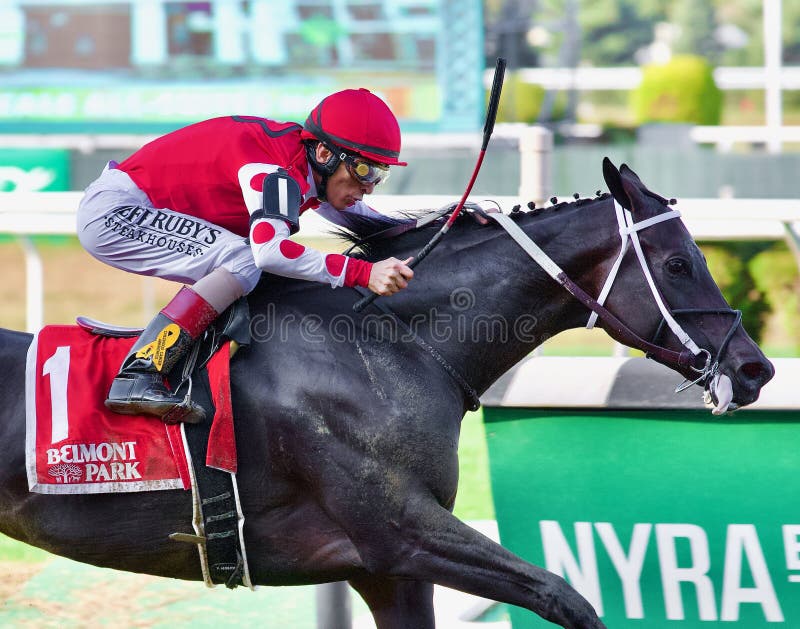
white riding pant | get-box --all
[76,166,262,294]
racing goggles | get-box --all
[340,153,390,186]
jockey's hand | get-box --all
[369,257,414,296]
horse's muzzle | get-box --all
[729,357,775,407]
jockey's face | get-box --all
[314,143,376,211]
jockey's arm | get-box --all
[313,199,383,229]
[248,217,413,296]
[249,216,371,288]
[320,201,415,294]
[246,169,412,294]
[315,201,415,294]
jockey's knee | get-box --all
[229,265,261,295]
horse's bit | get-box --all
[488,198,742,396]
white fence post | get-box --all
[517,125,553,207]
[18,236,43,332]
[763,0,784,154]
[315,582,352,629]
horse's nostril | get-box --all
[740,361,766,380]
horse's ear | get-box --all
[619,163,646,194]
[619,163,666,217]
[602,157,630,209]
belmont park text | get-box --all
[46,441,140,483]
[249,288,545,345]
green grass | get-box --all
[0,532,49,562]
[454,410,496,521]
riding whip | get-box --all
[353,57,507,313]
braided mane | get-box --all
[335,194,612,261]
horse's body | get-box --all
[0,162,773,629]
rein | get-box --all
[353,57,507,314]
[487,198,741,389]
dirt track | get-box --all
[0,560,43,599]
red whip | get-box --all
[354,57,507,313]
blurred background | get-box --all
[0,1,797,627]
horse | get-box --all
[0,160,774,629]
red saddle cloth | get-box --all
[25,325,236,495]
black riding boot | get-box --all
[105,286,218,424]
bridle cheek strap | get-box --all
[487,208,697,372]
[586,201,702,356]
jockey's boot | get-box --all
[105,286,219,424]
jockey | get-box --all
[76,88,414,424]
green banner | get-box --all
[0,83,440,126]
[485,408,800,628]
[0,149,69,192]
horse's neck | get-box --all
[391,209,614,395]
[250,200,619,401]
[428,277,588,396]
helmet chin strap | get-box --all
[305,141,342,202]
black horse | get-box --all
[0,161,773,629]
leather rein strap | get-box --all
[488,205,699,372]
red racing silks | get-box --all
[344,257,373,288]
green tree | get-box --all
[702,243,770,345]
[670,0,721,62]
[714,0,800,65]
[749,245,800,352]
[524,0,665,67]
[631,55,723,124]
[578,0,666,66]
[784,2,800,63]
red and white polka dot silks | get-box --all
[249,217,371,288]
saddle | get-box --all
[77,298,253,589]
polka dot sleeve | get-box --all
[249,217,373,288]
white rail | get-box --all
[489,66,800,91]
[690,125,800,151]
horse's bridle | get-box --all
[488,198,742,393]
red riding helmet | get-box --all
[301,88,407,167]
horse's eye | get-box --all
[666,257,690,276]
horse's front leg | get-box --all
[317,481,605,629]
[401,505,603,629]
[349,575,435,629]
